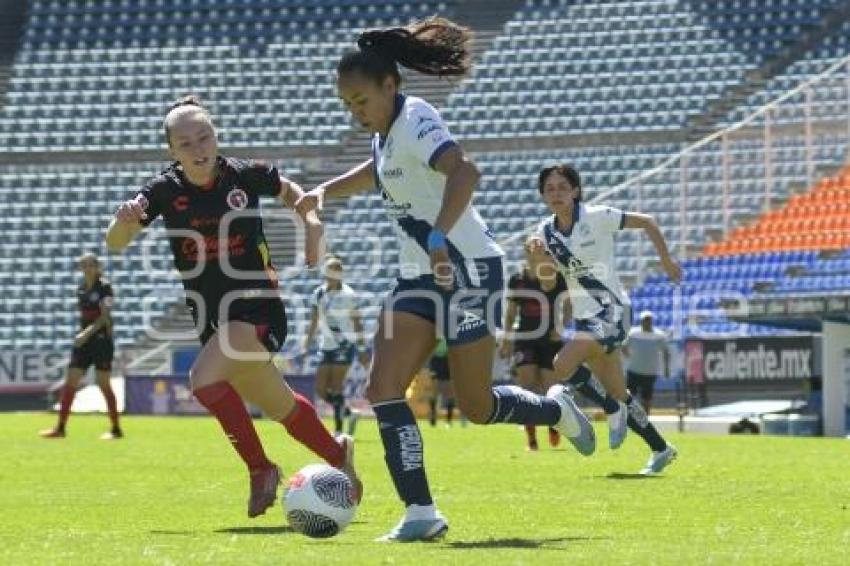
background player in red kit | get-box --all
[105,95,360,518]
[501,235,569,450]
[40,253,122,440]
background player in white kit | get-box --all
[302,255,369,435]
[296,17,594,542]
[536,164,682,455]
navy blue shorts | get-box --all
[318,343,356,366]
[386,256,504,346]
[575,303,629,354]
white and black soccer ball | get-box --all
[283,464,358,538]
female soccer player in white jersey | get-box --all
[535,164,682,453]
[302,255,369,435]
[296,17,595,542]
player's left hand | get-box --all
[662,256,682,284]
[430,248,454,292]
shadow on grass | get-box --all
[149,530,197,536]
[606,472,661,480]
[446,536,598,550]
[214,526,295,535]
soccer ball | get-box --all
[283,464,358,538]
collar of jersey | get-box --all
[174,155,226,191]
[554,202,582,237]
[379,93,407,149]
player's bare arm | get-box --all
[294,159,375,217]
[623,212,682,283]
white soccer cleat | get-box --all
[547,385,596,456]
[640,444,678,475]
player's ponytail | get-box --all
[338,17,473,85]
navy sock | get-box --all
[486,385,560,425]
[569,366,621,414]
[330,394,345,433]
[445,400,454,424]
[626,396,667,452]
[372,399,433,506]
[428,397,437,427]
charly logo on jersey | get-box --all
[226,188,248,210]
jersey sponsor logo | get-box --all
[226,188,248,210]
[181,233,247,262]
[416,123,444,140]
[190,216,220,229]
[172,195,190,212]
[381,167,403,179]
[89,292,100,302]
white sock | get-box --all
[405,503,437,522]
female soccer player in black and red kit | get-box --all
[105,96,361,518]
[501,235,569,450]
[40,253,122,440]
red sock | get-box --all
[99,384,120,429]
[281,394,344,468]
[525,424,537,443]
[58,384,76,429]
[194,382,272,473]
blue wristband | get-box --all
[427,229,447,252]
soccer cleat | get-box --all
[546,385,595,456]
[608,401,628,450]
[548,427,561,448]
[640,444,678,475]
[336,433,363,504]
[99,428,123,440]
[39,427,65,439]
[376,512,449,542]
[527,439,539,452]
[248,464,281,518]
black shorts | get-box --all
[195,297,287,353]
[626,371,657,401]
[515,338,562,371]
[429,356,450,382]
[70,336,114,371]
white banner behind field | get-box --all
[0,352,66,393]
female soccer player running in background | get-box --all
[105,96,360,518]
[536,164,682,453]
[296,18,595,542]
[40,253,122,440]
[302,255,369,435]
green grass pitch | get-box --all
[1,412,847,565]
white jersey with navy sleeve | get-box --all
[372,95,503,281]
[311,282,360,351]
[537,204,629,320]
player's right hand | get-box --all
[115,197,147,223]
[295,187,324,216]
